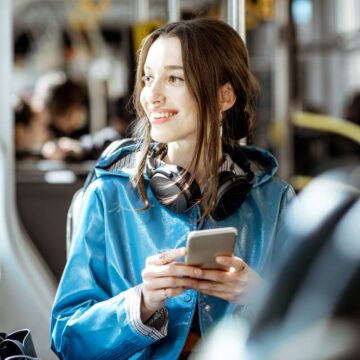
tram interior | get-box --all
[1,0,360,359]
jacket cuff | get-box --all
[127,285,168,340]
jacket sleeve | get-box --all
[274,183,297,254]
[50,183,167,360]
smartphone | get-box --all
[185,227,237,270]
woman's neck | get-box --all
[165,142,195,168]
[164,141,223,186]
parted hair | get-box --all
[131,18,259,218]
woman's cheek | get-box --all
[140,89,147,111]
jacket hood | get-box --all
[236,145,278,187]
[94,140,278,189]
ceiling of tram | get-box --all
[13,0,221,27]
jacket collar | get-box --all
[94,141,278,188]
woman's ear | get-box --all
[219,83,237,112]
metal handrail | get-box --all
[292,112,360,144]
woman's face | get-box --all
[140,36,198,146]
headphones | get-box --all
[146,144,255,221]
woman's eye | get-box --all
[169,75,184,84]
[142,75,153,85]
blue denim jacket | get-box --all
[50,143,295,360]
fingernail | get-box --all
[194,268,202,276]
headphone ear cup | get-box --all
[146,155,201,213]
[211,171,252,221]
[149,171,191,213]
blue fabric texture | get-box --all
[50,143,295,359]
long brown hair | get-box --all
[131,18,259,218]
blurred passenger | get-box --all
[32,71,89,139]
[344,91,360,126]
[50,18,295,359]
[41,97,133,161]
[14,97,52,160]
[72,96,133,159]
[293,103,328,176]
[327,91,360,162]
[30,71,92,161]
[294,99,360,178]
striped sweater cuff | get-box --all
[128,285,168,340]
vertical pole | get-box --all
[227,0,246,145]
[274,0,293,180]
[227,0,246,43]
[0,2,56,358]
[134,0,150,22]
[0,0,13,169]
[168,0,180,23]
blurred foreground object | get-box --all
[0,329,38,359]
[194,165,360,360]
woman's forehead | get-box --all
[145,36,183,68]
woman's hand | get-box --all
[193,256,265,304]
[141,248,201,322]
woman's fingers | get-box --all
[191,257,265,304]
[142,248,200,314]
[142,248,200,313]
[196,278,245,292]
[216,256,247,271]
[196,288,243,303]
[143,263,202,281]
[186,256,249,303]
[144,252,264,305]
[143,275,198,290]
[145,287,186,303]
[188,256,246,283]
[146,247,187,266]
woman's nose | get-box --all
[146,79,165,104]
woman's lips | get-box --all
[150,110,178,124]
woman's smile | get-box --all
[150,109,178,124]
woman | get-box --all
[50,18,295,359]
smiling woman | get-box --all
[132,19,260,218]
[50,18,295,360]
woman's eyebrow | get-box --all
[164,65,183,70]
[144,65,183,71]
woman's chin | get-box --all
[150,131,176,144]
